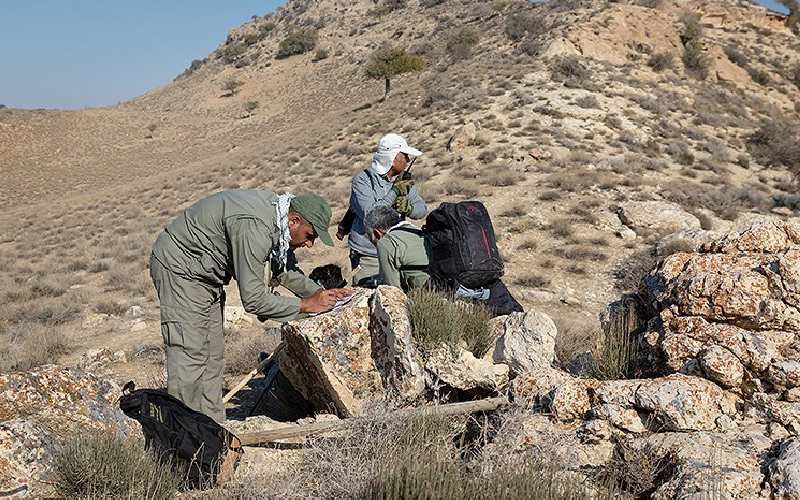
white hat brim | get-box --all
[399,145,423,157]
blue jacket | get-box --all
[348,169,427,257]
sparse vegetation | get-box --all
[0,322,71,372]
[408,288,491,356]
[680,12,710,79]
[747,117,800,179]
[222,78,243,97]
[446,27,480,61]
[647,52,674,72]
[505,12,547,42]
[244,100,259,116]
[219,43,246,65]
[364,45,425,99]
[551,56,590,87]
[52,432,182,499]
[276,29,318,59]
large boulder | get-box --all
[617,201,701,237]
[769,438,800,499]
[640,219,800,397]
[0,366,136,496]
[492,312,557,377]
[424,345,509,399]
[278,288,426,417]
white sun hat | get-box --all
[370,133,423,176]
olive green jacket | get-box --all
[151,189,321,322]
[376,224,430,291]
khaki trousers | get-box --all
[149,254,226,423]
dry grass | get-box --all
[224,331,268,375]
[218,407,596,499]
[52,431,182,499]
[0,322,72,372]
[408,288,492,357]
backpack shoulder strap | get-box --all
[389,226,425,236]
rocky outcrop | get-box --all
[640,219,800,397]
[0,366,136,496]
[769,438,800,499]
[278,289,384,417]
[278,286,506,416]
[492,312,557,377]
[513,368,739,432]
[617,201,701,237]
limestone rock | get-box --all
[425,345,508,398]
[278,288,426,417]
[278,289,382,417]
[638,219,800,397]
[492,311,557,377]
[369,286,425,400]
[618,201,701,237]
[769,438,800,499]
[0,366,136,496]
[634,430,771,500]
[699,345,745,389]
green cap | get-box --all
[290,193,334,246]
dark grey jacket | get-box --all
[348,169,426,257]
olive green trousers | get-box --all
[149,254,226,423]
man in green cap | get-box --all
[149,189,350,423]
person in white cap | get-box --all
[337,133,427,287]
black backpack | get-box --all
[119,383,243,489]
[422,201,504,289]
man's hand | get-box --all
[300,288,354,313]
[392,178,415,197]
[393,196,412,217]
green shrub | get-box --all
[679,12,703,45]
[748,118,800,178]
[505,13,547,41]
[276,29,318,59]
[748,67,770,85]
[446,27,480,61]
[52,432,183,499]
[223,78,242,96]
[408,288,491,356]
[551,56,590,86]
[219,43,246,64]
[647,51,674,71]
[682,39,709,79]
[421,0,445,6]
[680,12,709,79]
[723,45,747,67]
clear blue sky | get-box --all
[0,1,789,110]
[0,1,283,110]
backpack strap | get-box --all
[389,226,425,237]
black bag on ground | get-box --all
[423,201,504,289]
[119,382,243,489]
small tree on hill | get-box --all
[365,46,425,99]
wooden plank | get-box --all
[238,397,507,447]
